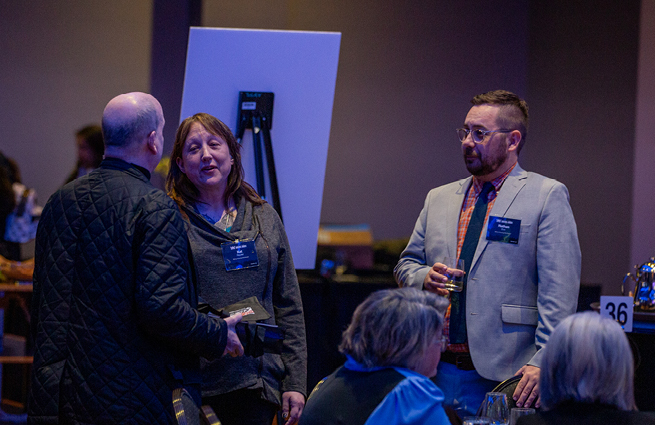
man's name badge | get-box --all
[486,216,520,244]
[221,239,259,271]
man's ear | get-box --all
[146,131,157,154]
[507,130,521,152]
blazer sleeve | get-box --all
[529,182,581,367]
[394,192,432,289]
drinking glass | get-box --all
[509,407,536,425]
[442,257,465,292]
[480,392,510,425]
[463,417,491,425]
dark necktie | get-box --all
[450,181,494,344]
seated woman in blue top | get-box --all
[299,287,451,425]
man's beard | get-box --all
[464,143,508,177]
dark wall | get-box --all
[0,1,152,202]
[630,0,655,269]
[0,1,646,296]
[525,1,641,292]
[203,0,529,242]
[186,0,643,294]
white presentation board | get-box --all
[181,27,341,269]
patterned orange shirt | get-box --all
[444,162,517,353]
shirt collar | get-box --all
[471,161,517,195]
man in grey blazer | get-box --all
[394,90,581,415]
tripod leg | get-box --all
[251,115,266,197]
[262,124,282,221]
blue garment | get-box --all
[433,361,499,416]
[366,370,450,424]
[300,356,450,425]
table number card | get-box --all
[600,296,634,332]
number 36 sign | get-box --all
[600,296,633,332]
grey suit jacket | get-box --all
[394,164,581,381]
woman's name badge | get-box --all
[486,216,520,244]
[221,239,259,271]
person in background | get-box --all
[0,152,40,260]
[517,312,655,425]
[167,113,306,425]
[300,287,452,425]
[0,152,19,260]
[64,124,104,184]
[395,90,581,414]
[29,93,243,424]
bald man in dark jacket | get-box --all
[28,92,243,425]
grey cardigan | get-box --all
[183,198,307,404]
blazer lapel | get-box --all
[471,164,528,271]
[489,165,528,217]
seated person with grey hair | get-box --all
[517,312,655,425]
[299,287,451,425]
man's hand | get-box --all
[423,262,462,296]
[222,313,244,357]
[513,365,540,408]
[281,391,305,425]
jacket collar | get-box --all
[100,157,151,181]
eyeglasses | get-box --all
[439,335,448,352]
[456,128,513,143]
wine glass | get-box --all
[509,407,536,425]
[480,392,510,425]
[442,257,465,292]
[463,417,491,425]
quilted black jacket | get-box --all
[28,158,228,424]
